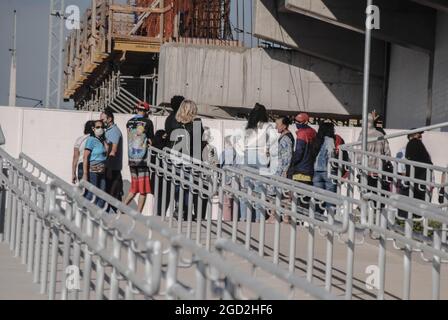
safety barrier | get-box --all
[0,147,334,300]
[148,144,448,300]
[1,136,448,299]
[328,123,448,299]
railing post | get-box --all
[27,185,37,273]
[3,166,13,244]
[9,169,18,251]
[14,175,24,257]
[432,229,441,300]
[377,207,387,300]
[33,190,44,284]
[166,244,179,300]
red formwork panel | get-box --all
[135,0,231,40]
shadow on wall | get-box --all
[257,0,386,115]
[263,48,384,116]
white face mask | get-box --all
[94,128,104,137]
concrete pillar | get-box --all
[386,45,430,129]
[431,11,448,126]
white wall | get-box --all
[386,44,430,129]
[1,107,447,213]
[431,11,448,127]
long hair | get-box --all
[175,100,198,124]
[84,120,94,135]
[246,103,268,130]
[311,122,335,159]
[90,120,103,137]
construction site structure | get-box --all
[63,0,236,112]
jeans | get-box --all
[313,171,336,212]
[313,171,336,193]
[85,172,106,209]
[239,179,264,222]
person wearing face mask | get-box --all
[83,120,109,208]
[100,108,124,211]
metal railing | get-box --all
[0,147,334,300]
[149,142,448,300]
[327,123,448,299]
[2,124,448,300]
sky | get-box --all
[0,0,252,109]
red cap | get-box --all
[136,101,150,111]
[295,112,309,123]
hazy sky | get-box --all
[0,0,252,109]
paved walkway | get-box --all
[0,243,44,300]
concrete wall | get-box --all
[386,45,430,129]
[431,11,448,126]
[157,43,384,115]
[1,107,447,213]
[253,0,387,76]
[1,106,447,172]
[279,0,436,52]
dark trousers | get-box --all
[151,171,166,216]
[105,170,123,213]
[397,184,426,219]
[174,185,208,220]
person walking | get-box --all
[82,120,109,208]
[123,101,155,213]
[72,120,93,184]
[357,113,391,191]
[238,103,276,222]
[288,112,317,185]
[405,131,433,202]
[100,108,124,207]
[311,122,336,193]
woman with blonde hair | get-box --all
[170,99,204,160]
[169,99,207,220]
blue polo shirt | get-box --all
[105,123,123,171]
[85,137,107,165]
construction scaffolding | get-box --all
[64,0,236,112]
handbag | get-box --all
[90,162,105,174]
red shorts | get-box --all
[130,166,151,195]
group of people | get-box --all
[72,102,155,213]
[219,104,348,222]
[70,96,441,221]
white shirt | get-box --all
[74,134,89,166]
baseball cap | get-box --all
[295,112,309,123]
[136,101,150,111]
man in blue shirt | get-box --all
[101,108,124,208]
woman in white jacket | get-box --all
[238,103,277,222]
